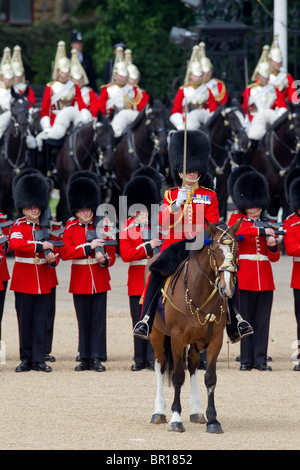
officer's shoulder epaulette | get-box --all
[164,187,177,203]
[14,216,26,225]
[248,82,257,89]
[65,217,78,229]
[100,82,114,89]
[199,185,216,193]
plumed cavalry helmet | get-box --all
[125,49,140,81]
[13,168,49,216]
[113,47,128,78]
[70,48,88,84]
[52,41,70,80]
[12,45,25,80]
[123,175,159,216]
[0,47,14,80]
[184,45,203,83]
[199,42,213,73]
[231,167,270,214]
[67,170,100,216]
[269,34,283,63]
[168,129,210,186]
[251,45,270,81]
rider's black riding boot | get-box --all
[133,271,166,340]
[226,282,253,343]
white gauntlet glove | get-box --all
[175,187,189,207]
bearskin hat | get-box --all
[132,166,164,203]
[13,169,49,215]
[285,167,300,204]
[168,130,210,186]
[123,175,159,214]
[227,165,257,198]
[67,170,100,215]
[232,170,270,214]
[289,178,300,212]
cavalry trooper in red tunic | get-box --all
[98,46,149,138]
[133,130,252,342]
[124,48,149,110]
[37,40,89,149]
[283,168,300,371]
[228,167,280,371]
[242,46,288,147]
[120,174,162,371]
[61,171,116,371]
[0,47,15,140]
[10,169,58,373]
[198,42,228,106]
[268,34,298,106]
[170,45,218,131]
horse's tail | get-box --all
[163,336,187,387]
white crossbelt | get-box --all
[72,258,98,265]
[129,259,147,266]
[15,256,47,265]
[239,254,269,261]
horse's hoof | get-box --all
[168,422,186,433]
[206,423,223,434]
[150,413,167,424]
[190,413,207,424]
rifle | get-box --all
[0,215,13,245]
[86,214,118,265]
[254,213,286,237]
[34,208,64,263]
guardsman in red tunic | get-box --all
[228,167,280,371]
[170,45,218,132]
[133,130,252,342]
[98,47,149,138]
[10,170,58,373]
[283,169,300,370]
[120,174,162,371]
[0,213,11,344]
[61,171,116,372]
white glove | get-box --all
[169,112,184,130]
[40,115,51,131]
[175,187,189,207]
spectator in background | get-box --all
[69,29,97,93]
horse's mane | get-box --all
[130,99,167,131]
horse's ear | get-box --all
[23,86,29,98]
[205,218,216,235]
[148,94,154,107]
[230,217,243,236]
[10,87,17,100]
[97,110,103,122]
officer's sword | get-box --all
[182,97,188,188]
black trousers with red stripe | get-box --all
[130,295,154,365]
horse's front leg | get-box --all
[188,346,206,424]
[204,354,223,434]
[150,359,167,424]
[169,337,186,432]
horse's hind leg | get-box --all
[150,327,167,425]
[168,336,186,432]
[188,346,206,424]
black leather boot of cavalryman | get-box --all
[133,271,166,340]
[226,284,253,343]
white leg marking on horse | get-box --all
[154,359,166,415]
[189,371,203,415]
[169,411,182,424]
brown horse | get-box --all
[54,112,115,224]
[246,104,300,220]
[148,219,242,434]
[205,103,249,221]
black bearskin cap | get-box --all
[123,176,159,214]
[289,178,300,212]
[14,169,49,215]
[227,165,257,198]
[67,171,100,215]
[285,167,300,204]
[132,166,164,203]
[168,130,210,186]
[232,170,270,213]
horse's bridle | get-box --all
[265,111,300,177]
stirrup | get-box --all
[132,316,150,340]
[237,315,253,339]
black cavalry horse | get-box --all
[0,88,31,219]
[54,111,115,224]
[113,97,170,195]
[204,102,249,221]
[247,104,300,220]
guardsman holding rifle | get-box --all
[10,169,59,373]
[61,171,116,372]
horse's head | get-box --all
[222,105,249,153]
[95,111,115,171]
[205,218,242,299]
[287,103,300,147]
[144,97,169,155]
[10,87,29,135]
